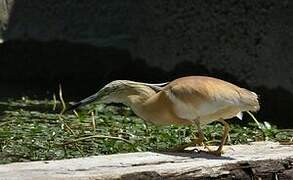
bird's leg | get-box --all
[206,119,230,156]
[169,119,205,151]
[192,120,206,146]
[215,119,230,154]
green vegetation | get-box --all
[0,97,292,164]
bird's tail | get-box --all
[239,88,260,112]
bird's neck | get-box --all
[123,86,156,108]
[126,92,154,106]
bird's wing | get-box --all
[162,77,246,120]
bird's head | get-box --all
[95,80,137,103]
[66,80,168,112]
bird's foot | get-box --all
[192,138,204,145]
[167,145,224,156]
[168,144,191,152]
[200,146,224,156]
[170,138,204,152]
[206,149,223,156]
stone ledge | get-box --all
[0,141,292,179]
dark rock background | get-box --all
[0,0,292,127]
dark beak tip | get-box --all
[64,102,81,113]
[69,102,76,105]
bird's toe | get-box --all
[207,149,223,156]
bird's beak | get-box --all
[65,88,106,112]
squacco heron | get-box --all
[66,76,260,156]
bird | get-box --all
[66,76,260,156]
